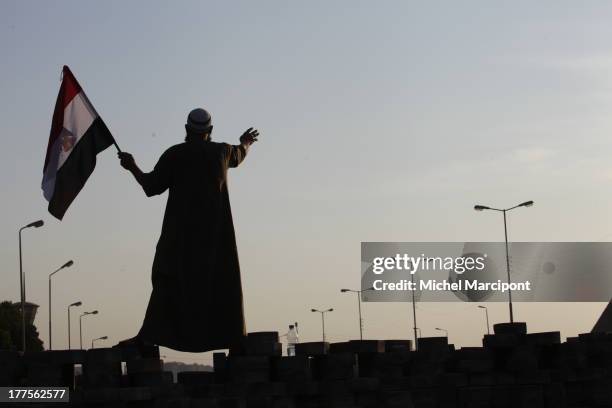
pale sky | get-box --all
[2,1,612,364]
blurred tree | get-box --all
[0,301,43,351]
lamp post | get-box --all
[79,310,98,349]
[435,327,448,338]
[18,219,44,352]
[67,301,82,350]
[311,308,333,342]
[91,336,108,349]
[407,258,435,351]
[478,305,490,335]
[410,272,419,351]
[340,288,373,340]
[48,260,74,350]
[474,200,533,323]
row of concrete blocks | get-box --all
[213,352,612,386]
[210,325,612,386]
[233,324,566,360]
[0,344,164,388]
[1,324,611,384]
[63,380,591,408]
[231,332,416,357]
[0,331,601,389]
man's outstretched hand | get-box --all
[118,152,137,172]
[240,128,260,146]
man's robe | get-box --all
[137,139,248,352]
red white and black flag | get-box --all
[42,66,115,220]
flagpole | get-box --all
[111,138,122,153]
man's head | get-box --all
[185,108,213,141]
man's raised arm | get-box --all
[118,151,171,197]
[228,128,260,168]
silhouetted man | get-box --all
[117,108,258,352]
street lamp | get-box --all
[340,287,373,340]
[435,327,448,337]
[311,308,333,342]
[408,258,435,351]
[67,301,82,350]
[91,335,108,349]
[18,219,44,352]
[48,260,74,350]
[79,310,98,349]
[478,305,490,335]
[410,272,418,351]
[474,200,533,323]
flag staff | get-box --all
[111,138,121,153]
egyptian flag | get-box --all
[42,66,115,220]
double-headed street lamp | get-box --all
[91,336,108,349]
[79,310,98,349]
[311,308,333,342]
[48,260,74,350]
[474,200,533,323]
[67,301,82,350]
[340,288,373,340]
[19,219,44,352]
[435,327,448,338]
[478,305,490,335]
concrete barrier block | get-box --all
[329,342,351,354]
[188,397,218,408]
[494,322,527,336]
[130,371,174,386]
[127,358,164,374]
[272,356,311,382]
[457,386,492,407]
[469,373,495,386]
[247,332,280,343]
[214,352,228,382]
[227,356,271,384]
[543,382,567,408]
[509,384,544,408]
[526,332,561,346]
[152,396,192,408]
[83,362,121,387]
[357,352,410,378]
[506,346,539,373]
[312,353,355,380]
[483,333,521,349]
[246,381,287,398]
[247,341,282,357]
[438,372,468,388]
[216,396,247,408]
[295,342,329,356]
[177,371,215,386]
[417,337,449,354]
[86,348,122,363]
[347,340,385,353]
[24,350,86,365]
[348,377,380,392]
[82,387,121,402]
[119,386,153,401]
[285,381,319,396]
[457,358,494,374]
[380,390,414,407]
[385,340,412,353]
[24,362,75,387]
